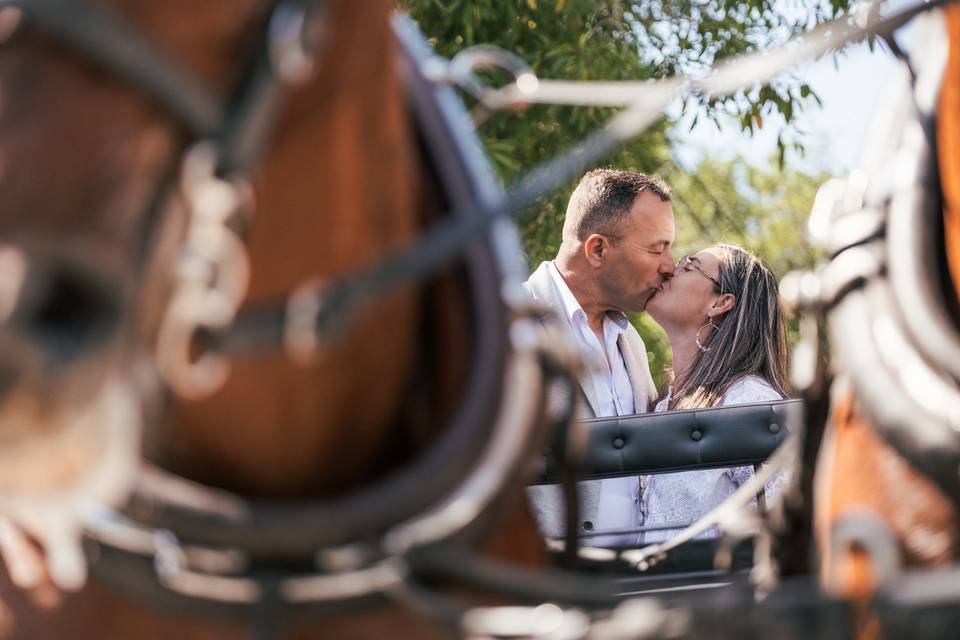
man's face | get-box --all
[597,191,675,313]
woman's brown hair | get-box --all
[667,244,788,410]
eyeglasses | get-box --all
[676,256,721,289]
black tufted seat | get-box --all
[535,399,799,484]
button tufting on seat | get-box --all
[613,437,625,449]
[690,429,703,441]
[769,422,781,434]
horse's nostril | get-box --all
[24,267,121,364]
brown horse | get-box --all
[0,0,545,637]
[814,4,960,635]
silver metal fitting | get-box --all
[283,278,326,365]
[268,2,316,84]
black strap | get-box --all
[2,0,220,136]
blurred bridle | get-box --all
[0,0,334,400]
[0,0,577,634]
[814,20,960,500]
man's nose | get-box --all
[659,249,675,275]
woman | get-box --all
[593,243,788,547]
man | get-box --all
[524,168,675,543]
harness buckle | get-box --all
[268,2,319,84]
[156,142,253,399]
[445,45,539,124]
[283,278,326,365]
[153,529,185,581]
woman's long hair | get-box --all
[668,244,788,410]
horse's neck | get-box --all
[153,0,423,497]
[113,0,266,91]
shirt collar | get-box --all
[547,262,630,332]
[606,309,630,331]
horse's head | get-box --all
[0,0,272,425]
[0,0,316,583]
[0,0,449,563]
[0,1,551,620]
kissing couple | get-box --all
[524,169,788,547]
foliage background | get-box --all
[400,0,855,388]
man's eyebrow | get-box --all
[689,256,703,264]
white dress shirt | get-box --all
[523,261,657,540]
[547,262,644,547]
[546,262,634,417]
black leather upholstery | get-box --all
[536,399,799,484]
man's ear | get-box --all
[710,293,736,318]
[583,234,609,267]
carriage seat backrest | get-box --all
[534,399,799,484]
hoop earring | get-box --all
[695,317,718,353]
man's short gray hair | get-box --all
[562,169,672,242]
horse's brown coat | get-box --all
[0,1,545,637]
[941,5,960,292]
[158,0,424,497]
[816,392,959,585]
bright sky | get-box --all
[669,1,921,175]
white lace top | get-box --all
[641,375,784,544]
[653,375,782,412]
[591,375,784,547]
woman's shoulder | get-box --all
[720,375,783,406]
